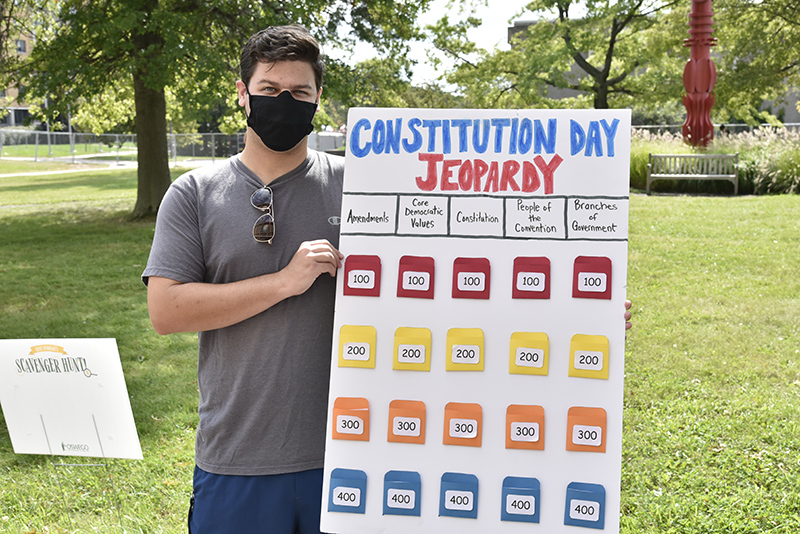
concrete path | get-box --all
[0,157,212,179]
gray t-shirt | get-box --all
[143,151,344,476]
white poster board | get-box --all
[0,338,143,460]
[322,108,630,533]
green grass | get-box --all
[0,160,90,175]
[1,165,197,534]
[623,195,800,533]
[1,162,799,533]
[0,170,139,208]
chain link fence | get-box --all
[632,123,800,135]
[0,130,137,164]
[0,130,346,164]
[0,125,794,163]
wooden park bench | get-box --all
[646,153,739,195]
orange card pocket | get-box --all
[566,406,606,452]
[443,402,482,447]
[387,400,426,444]
[506,405,545,451]
[332,397,370,442]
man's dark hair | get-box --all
[240,25,325,91]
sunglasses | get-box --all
[251,186,275,244]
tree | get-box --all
[2,0,432,218]
[336,56,465,110]
[431,0,799,125]
[713,0,800,123]
[431,0,686,111]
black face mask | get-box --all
[246,90,317,152]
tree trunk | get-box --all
[131,71,171,219]
[594,83,610,109]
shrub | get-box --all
[716,128,800,194]
[630,126,800,195]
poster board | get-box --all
[0,338,143,460]
[322,108,630,532]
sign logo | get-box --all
[15,345,97,378]
[61,442,90,452]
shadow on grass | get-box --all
[0,169,138,195]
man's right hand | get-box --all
[280,239,344,297]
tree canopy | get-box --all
[429,0,685,112]
[427,0,799,124]
[2,0,799,216]
[1,0,433,217]
[713,0,800,123]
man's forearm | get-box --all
[147,273,294,334]
[147,239,344,335]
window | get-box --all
[15,40,26,54]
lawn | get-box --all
[0,165,197,533]
[622,194,800,533]
[0,163,798,533]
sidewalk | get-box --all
[0,156,213,179]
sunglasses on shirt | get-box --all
[251,186,275,244]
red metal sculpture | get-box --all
[682,0,717,147]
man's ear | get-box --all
[316,87,323,110]
[236,80,248,108]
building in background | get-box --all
[1,32,33,127]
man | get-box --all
[143,25,342,534]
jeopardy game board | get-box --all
[321,107,631,533]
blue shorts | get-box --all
[188,465,330,534]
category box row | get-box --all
[342,192,628,243]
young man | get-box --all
[143,25,342,534]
